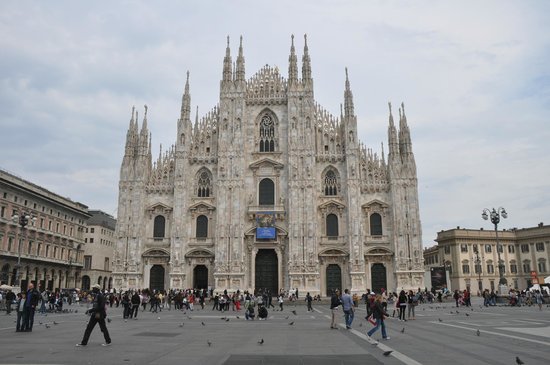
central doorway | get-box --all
[326,264,342,296]
[371,263,387,293]
[193,265,208,289]
[150,265,165,292]
[255,249,278,294]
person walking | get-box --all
[278,294,284,311]
[341,289,355,329]
[130,291,140,319]
[367,294,390,341]
[76,284,112,347]
[535,290,544,311]
[330,289,341,329]
[5,289,15,315]
[305,292,313,312]
[407,290,417,320]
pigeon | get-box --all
[187,316,192,320]
[179,323,184,327]
[456,311,459,314]
[288,321,294,325]
[75,310,78,313]
[516,356,524,365]
[401,327,405,333]
[157,317,161,320]
[438,318,442,322]
[225,318,230,322]
[383,351,393,357]
[291,310,297,315]
[236,316,240,319]
[201,322,206,326]
[45,324,51,329]
[107,318,112,323]
[258,338,264,345]
[39,321,43,325]
[476,329,480,336]
[53,321,59,325]
[207,340,212,347]
[465,313,470,317]
[285,316,289,320]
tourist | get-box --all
[278,293,284,311]
[398,290,407,321]
[367,294,390,341]
[534,290,544,311]
[23,283,39,332]
[5,288,15,315]
[330,289,341,329]
[407,290,417,320]
[341,288,354,329]
[76,284,111,347]
[305,292,313,312]
[15,292,26,332]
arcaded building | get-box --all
[112,36,424,295]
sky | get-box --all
[1,1,549,247]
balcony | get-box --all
[320,236,346,245]
[189,237,214,247]
[145,237,171,248]
[364,235,390,245]
[247,205,285,221]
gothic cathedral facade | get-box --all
[113,36,424,295]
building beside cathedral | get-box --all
[112,35,424,295]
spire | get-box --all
[125,106,137,156]
[194,106,199,132]
[381,142,386,165]
[398,102,412,155]
[180,71,191,121]
[343,67,355,117]
[236,35,245,81]
[141,104,148,135]
[222,36,232,82]
[302,34,312,82]
[388,102,399,157]
[288,34,298,84]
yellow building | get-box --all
[424,224,550,293]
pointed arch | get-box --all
[196,167,213,198]
[257,108,278,152]
[321,165,340,196]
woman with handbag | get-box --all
[367,294,390,341]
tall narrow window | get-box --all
[196,215,208,238]
[324,170,338,196]
[197,170,212,197]
[153,215,166,238]
[370,213,383,236]
[259,114,275,152]
[259,178,275,205]
[326,214,339,238]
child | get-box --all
[16,292,26,332]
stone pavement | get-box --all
[0,298,549,364]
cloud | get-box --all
[0,0,549,247]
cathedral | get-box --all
[112,35,424,295]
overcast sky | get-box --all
[1,1,549,247]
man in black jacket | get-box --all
[76,284,111,347]
[130,291,140,319]
[23,283,40,332]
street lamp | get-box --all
[11,211,37,290]
[481,207,507,287]
[473,246,482,292]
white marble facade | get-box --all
[112,35,424,295]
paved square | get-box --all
[0,298,549,365]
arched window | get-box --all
[259,113,275,152]
[197,170,212,197]
[153,215,165,238]
[326,214,339,238]
[370,213,383,236]
[324,170,338,196]
[196,215,208,238]
[259,178,275,205]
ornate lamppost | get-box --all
[11,211,36,290]
[473,246,482,293]
[481,207,508,291]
